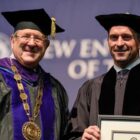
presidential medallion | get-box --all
[22,121,41,140]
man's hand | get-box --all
[81,125,100,140]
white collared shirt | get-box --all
[114,57,140,72]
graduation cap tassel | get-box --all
[51,17,56,39]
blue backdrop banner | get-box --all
[0,0,140,109]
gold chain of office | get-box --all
[11,63,43,140]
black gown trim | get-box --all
[99,64,140,115]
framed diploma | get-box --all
[98,115,140,140]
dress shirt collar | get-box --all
[114,57,140,72]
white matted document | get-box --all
[98,115,140,140]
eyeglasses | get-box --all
[14,34,47,43]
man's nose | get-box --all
[27,36,36,44]
[116,36,124,46]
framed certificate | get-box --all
[98,115,140,140]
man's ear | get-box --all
[10,34,15,49]
[46,40,50,48]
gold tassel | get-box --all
[51,17,56,39]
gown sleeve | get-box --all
[64,80,93,140]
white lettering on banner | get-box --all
[44,39,77,59]
[91,39,109,57]
[80,39,109,58]
[68,59,113,79]
[68,60,87,79]
[44,38,109,59]
[87,60,99,78]
[80,39,91,58]
[42,38,113,79]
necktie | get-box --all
[114,69,130,114]
[117,69,129,86]
[118,69,129,76]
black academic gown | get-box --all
[65,63,140,140]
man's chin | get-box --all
[22,58,37,64]
[114,55,128,61]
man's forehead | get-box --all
[109,26,135,34]
[15,29,45,36]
